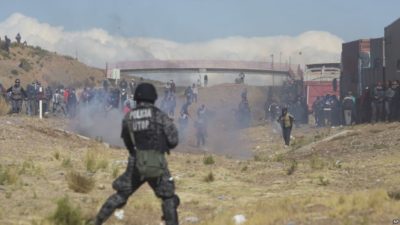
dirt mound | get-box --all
[0,44,104,88]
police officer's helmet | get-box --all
[134,83,158,103]
[15,79,20,84]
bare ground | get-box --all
[1,115,400,225]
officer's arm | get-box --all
[6,87,12,93]
[162,113,179,149]
[121,119,135,154]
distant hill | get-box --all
[0,43,105,88]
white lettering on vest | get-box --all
[132,120,150,131]
[130,108,152,119]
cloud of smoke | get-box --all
[0,13,343,67]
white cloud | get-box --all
[0,13,343,67]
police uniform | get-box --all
[7,79,26,113]
[95,83,180,225]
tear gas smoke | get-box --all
[69,85,264,159]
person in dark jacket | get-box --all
[94,83,180,225]
[371,82,385,123]
[278,107,294,146]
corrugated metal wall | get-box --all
[385,18,400,81]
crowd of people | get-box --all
[11,75,400,148]
[0,74,215,148]
[310,81,400,127]
[1,78,138,118]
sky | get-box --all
[0,0,398,67]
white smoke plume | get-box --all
[0,13,343,67]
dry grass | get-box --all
[111,165,120,178]
[85,150,108,173]
[309,155,325,170]
[66,170,95,194]
[2,109,400,224]
[62,158,72,168]
[0,164,19,185]
[199,189,397,225]
[0,97,10,115]
[285,159,298,175]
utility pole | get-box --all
[271,54,275,87]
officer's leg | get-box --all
[148,170,180,225]
[95,157,144,225]
[12,100,18,113]
[282,128,288,145]
[18,100,23,113]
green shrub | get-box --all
[50,196,83,225]
[0,165,19,185]
[19,58,32,72]
[203,155,215,165]
[11,69,19,75]
[66,171,95,193]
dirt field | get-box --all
[1,112,400,225]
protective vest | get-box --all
[12,86,22,100]
[127,105,168,153]
[126,104,168,179]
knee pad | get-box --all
[161,195,180,225]
[110,193,129,209]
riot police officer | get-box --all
[94,83,180,225]
[7,79,26,113]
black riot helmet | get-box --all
[15,79,20,87]
[134,83,158,103]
